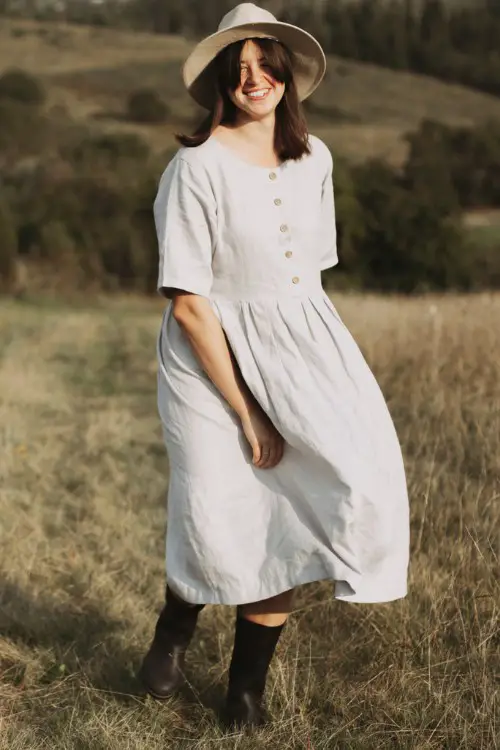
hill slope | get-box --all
[2,18,500,163]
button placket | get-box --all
[268,169,299,285]
[271,173,289,246]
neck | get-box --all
[232,112,276,147]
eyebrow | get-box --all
[240,57,267,64]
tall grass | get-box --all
[0,292,498,749]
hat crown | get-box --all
[218,3,277,32]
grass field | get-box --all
[463,210,500,261]
[0,292,498,749]
[2,18,500,163]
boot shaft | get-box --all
[228,615,286,697]
[155,585,205,645]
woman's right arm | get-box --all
[171,291,284,470]
[154,156,283,468]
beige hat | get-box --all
[183,2,327,110]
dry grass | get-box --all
[2,18,500,163]
[463,209,500,228]
[0,291,498,749]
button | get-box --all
[285,251,293,258]
[274,198,282,206]
[292,276,300,284]
[269,172,277,181]
[280,224,288,233]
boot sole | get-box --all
[222,703,269,729]
[221,713,269,731]
[138,669,185,701]
[144,687,175,701]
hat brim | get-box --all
[183,22,326,110]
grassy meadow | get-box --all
[0,13,499,749]
[3,17,500,164]
[0,292,498,749]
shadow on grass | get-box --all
[0,578,228,721]
[1,578,141,696]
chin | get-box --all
[246,104,277,120]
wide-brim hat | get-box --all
[183,2,327,110]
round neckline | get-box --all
[208,134,287,172]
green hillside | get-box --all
[2,17,500,164]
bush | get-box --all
[0,69,45,107]
[10,28,29,38]
[127,89,169,124]
[0,201,18,292]
[405,119,500,209]
[10,168,159,293]
[39,220,77,262]
[0,100,47,159]
[60,132,150,172]
[333,158,470,293]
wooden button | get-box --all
[292,276,300,284]
[274,198,282,206]
[269,172,277,181]
[285,251,293,258]
[280,224,288,233]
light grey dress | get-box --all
[154,134,410,605]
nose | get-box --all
[244,62,265,88]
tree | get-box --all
[0,200,17,291]
[404,120,459,217]
[127,89,169,124]
[351,158,467,292]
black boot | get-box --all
[139,585,205,699]
[224,612,286,728]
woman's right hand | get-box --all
[239,401,285,469]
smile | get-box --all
[245,88,272,100]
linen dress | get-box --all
[154,133,410,606]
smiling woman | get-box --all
[177,37,310,161]
[139,1,410,733]
[229,41,286,117]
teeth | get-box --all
[248,90,268,98]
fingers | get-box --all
[257,445,272,469]
[255,439,273,469]
[255,434,285,469]
[252,439,261,465]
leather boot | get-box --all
[139,585,205,699]
[224,612,286,728]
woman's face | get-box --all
[229,40,285,121]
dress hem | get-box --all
[166,569,408,607]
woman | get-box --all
[139,2,410,729]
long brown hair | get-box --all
[176,37,311,162]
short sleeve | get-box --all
[319,147,339,271]
[154,155,216,298]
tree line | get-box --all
[1,68,500,296]
[285,0,500,98]
[2,0,499,97]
